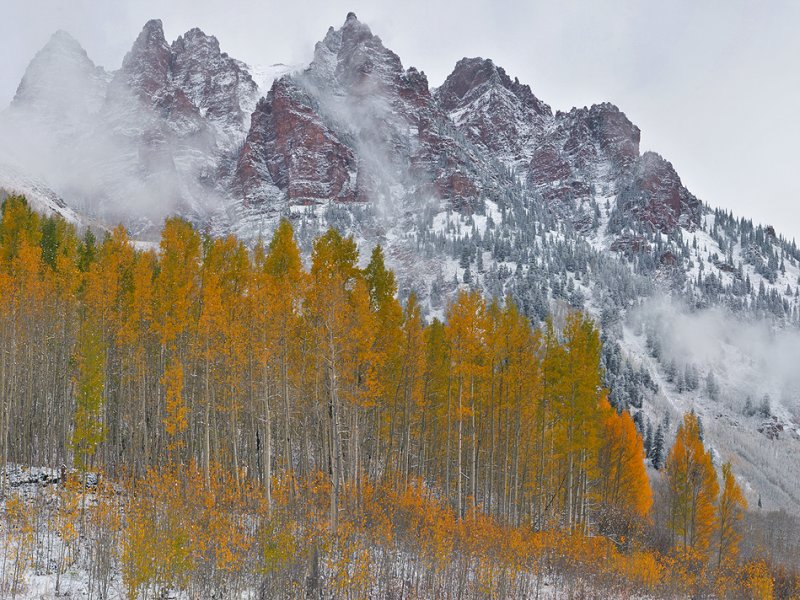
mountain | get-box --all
[3,13,800,513]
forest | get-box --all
[0,194,796,599]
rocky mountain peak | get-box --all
[170,27,257,130]
[4,14,707,246]
[11,29,107,114]
[437,57,550,118]
[42,29,84,54]
[175,27,221,51]
[116,19,172,99]
[136,18,169,49]
[437,57,551,169]
[582,102,640,166]
[235,77,357,207]
[310,13,404,92]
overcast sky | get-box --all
[2,0,798,239]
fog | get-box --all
[0,24,248,234]
[632,297,800,421]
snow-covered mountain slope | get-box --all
[2,13,800,514]
[0,162,82,224]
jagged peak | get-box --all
[557,103,640,140]
[141,18,165,37]
[129,19,169,55]
[12,29,105,109]
[172,27,222,56]
[178,27,218,45]
[308,12,402,89]
[438,56,551,117]
[112,19,173,99]
[341,11,371,34]
[559,101,627,120]
[43,30,85,53]
[316,11,380,53]
[23,29,93,67]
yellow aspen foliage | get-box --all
[7,197,799,599]
[741,560,775,600]
[445,289,488,516]
[163,356,188,443]
[2,494,35,594]
[716,461,747,570]
[72,317,106,470]
[122,494,159,599]
[154,217,200,347]
[597,398,653,539]
[665,412,719,561]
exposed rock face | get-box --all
[112,19,173,102]
[100,20,263,225]
[619,152,702,232]
[3,12,704,238]
[108,19,257,146]
[610,233,651,254]
[171,27,258,145]
[527,103,641,205]
[234,13,489,215]
[437,57,551,168]
[434,57,651,230]
[758,416,785,441]
[236,80,356,206]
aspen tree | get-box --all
[597,399,652,540]
[197,239,227,486]
[261,219,304,493]
[72,318,106,471]
[557,312,604,532]
[715,461,746,570]
[308,228,360,531]
[363,245,403,480]
[422,318,450,486]
[444,290,487,516]
[665,412,719,560]
[398,293,425,487]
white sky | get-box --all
[2,0,799,240]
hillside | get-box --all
[1,14,800,595]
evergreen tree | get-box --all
[651,423,665,470]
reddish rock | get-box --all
[235,13,486,211]
[619,152,702,232]
[235,79,357,206]
[527,103,640,207]
[9,12,712,236]
[436,57,551,166]
[435,171,479,212]
[659,250,678,266]
[610,233,651,253]
[115,19,172,100]
[171,28,258,134]
[758,416,784,440]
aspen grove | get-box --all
[0,195,787,598]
